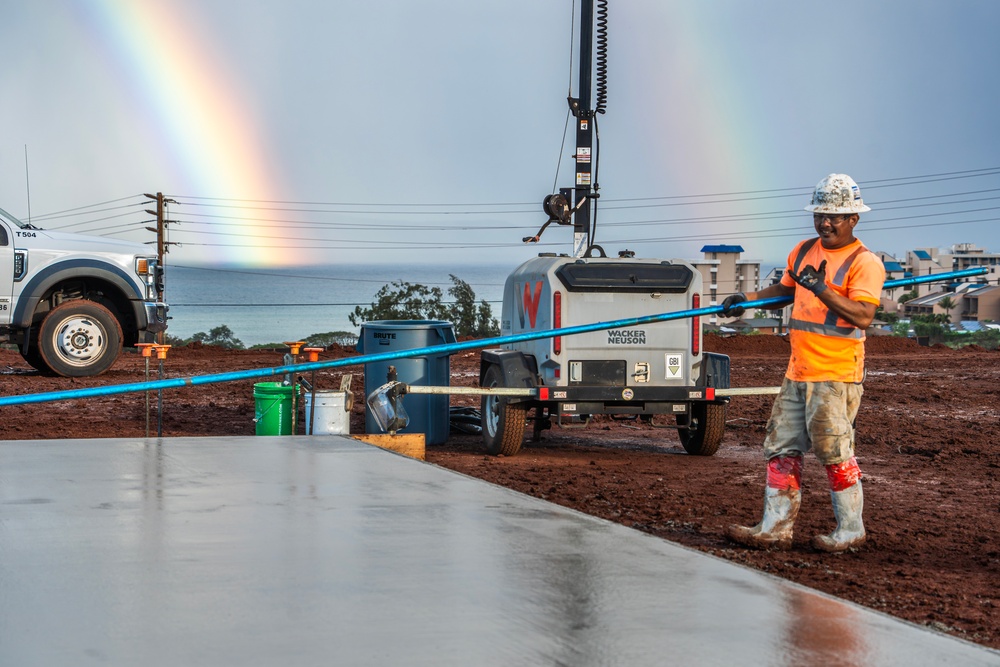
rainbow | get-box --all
[77,0,289,266]
[622,4,766,194]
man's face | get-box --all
[813,213,859,249]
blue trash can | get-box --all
[358,320,457,445]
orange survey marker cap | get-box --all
[284,341,306,355]
[136,343,155,358]
[303,347,324,362]
[152,344,171,360]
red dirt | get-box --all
[1,334,998,649]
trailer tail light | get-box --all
[692,293,701,356]
[553,290,562,355]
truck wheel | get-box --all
[481,364,527,456]
[677,402,727,456]
[38,301,123,377]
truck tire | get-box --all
[677,402,727,456]
[38,300,123,378]
[481,364,527,456]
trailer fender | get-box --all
[480,349,539,391]
[699,352,731,391]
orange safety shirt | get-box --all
[780,237,885,383]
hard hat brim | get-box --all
[804,204,871,214]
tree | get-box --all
[875,306,899,324]
[304,331,359,347]
[190,324,245,349]
[348,281,448,327]
[446,274,500,337]
[348,276,499,338]
[937,296,958,327]
[910,314,947,344]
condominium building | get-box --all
[689,245,761,325]
[697,242,999,329]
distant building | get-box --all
[962,284,1000,322]
[938,243,1000,284]
[689,245,761,325]
[897,244,999,324]
[903,282,1000,325]
[727,317,783,335]
[691,242,998,333]
[873,252,909,313]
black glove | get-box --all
[721,292,747,317]
[789,260,828,295]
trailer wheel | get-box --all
[677,402,727,456]
[38,300,123,378]
[481,364,527,456]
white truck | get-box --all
[0,205,167,377]
[480,253,730,456]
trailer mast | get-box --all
[571,0,596,257]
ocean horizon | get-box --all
[164,262,511,347]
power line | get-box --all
[167,264,504,288]
[32,167,1000,251]
[28,195,146,221]
[158,166,1000,211]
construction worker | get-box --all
[720,173,886,552]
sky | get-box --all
[2,0,999,272]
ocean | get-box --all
[163,262,511,347]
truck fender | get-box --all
[480,349,539,389]
[11,260,146,329]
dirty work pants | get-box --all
[763,378,863,465]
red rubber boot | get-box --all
[726,456,802,550]
[812,457,866,553]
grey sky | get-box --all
[2,0,998,269]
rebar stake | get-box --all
[136,343,156,437]
[284,342,306,434]
[303,347,324,435]
[152,344,171,437]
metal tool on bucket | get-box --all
[366,366,410,434]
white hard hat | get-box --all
[804,173,871,214]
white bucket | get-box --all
[304,390,352,435]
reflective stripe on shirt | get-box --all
[789,318,865,339]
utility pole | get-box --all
[144,192,177,300]
[144,192,177,345]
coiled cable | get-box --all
[595,0,609,114]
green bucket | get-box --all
[253,382,298,436]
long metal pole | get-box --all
[573,0,594,257]
[0,267,987,408]
[398,384,783,398]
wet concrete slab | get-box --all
[1,435,996,666]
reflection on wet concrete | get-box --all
[784,583,868,666]
[1,435,997,666]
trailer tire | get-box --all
[38,300,123,378]
[677,402,727,456]
[481,364,527,456]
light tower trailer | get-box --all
[477,0,730,456]
[479,253,730,456]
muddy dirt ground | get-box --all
[1,334,998,650]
